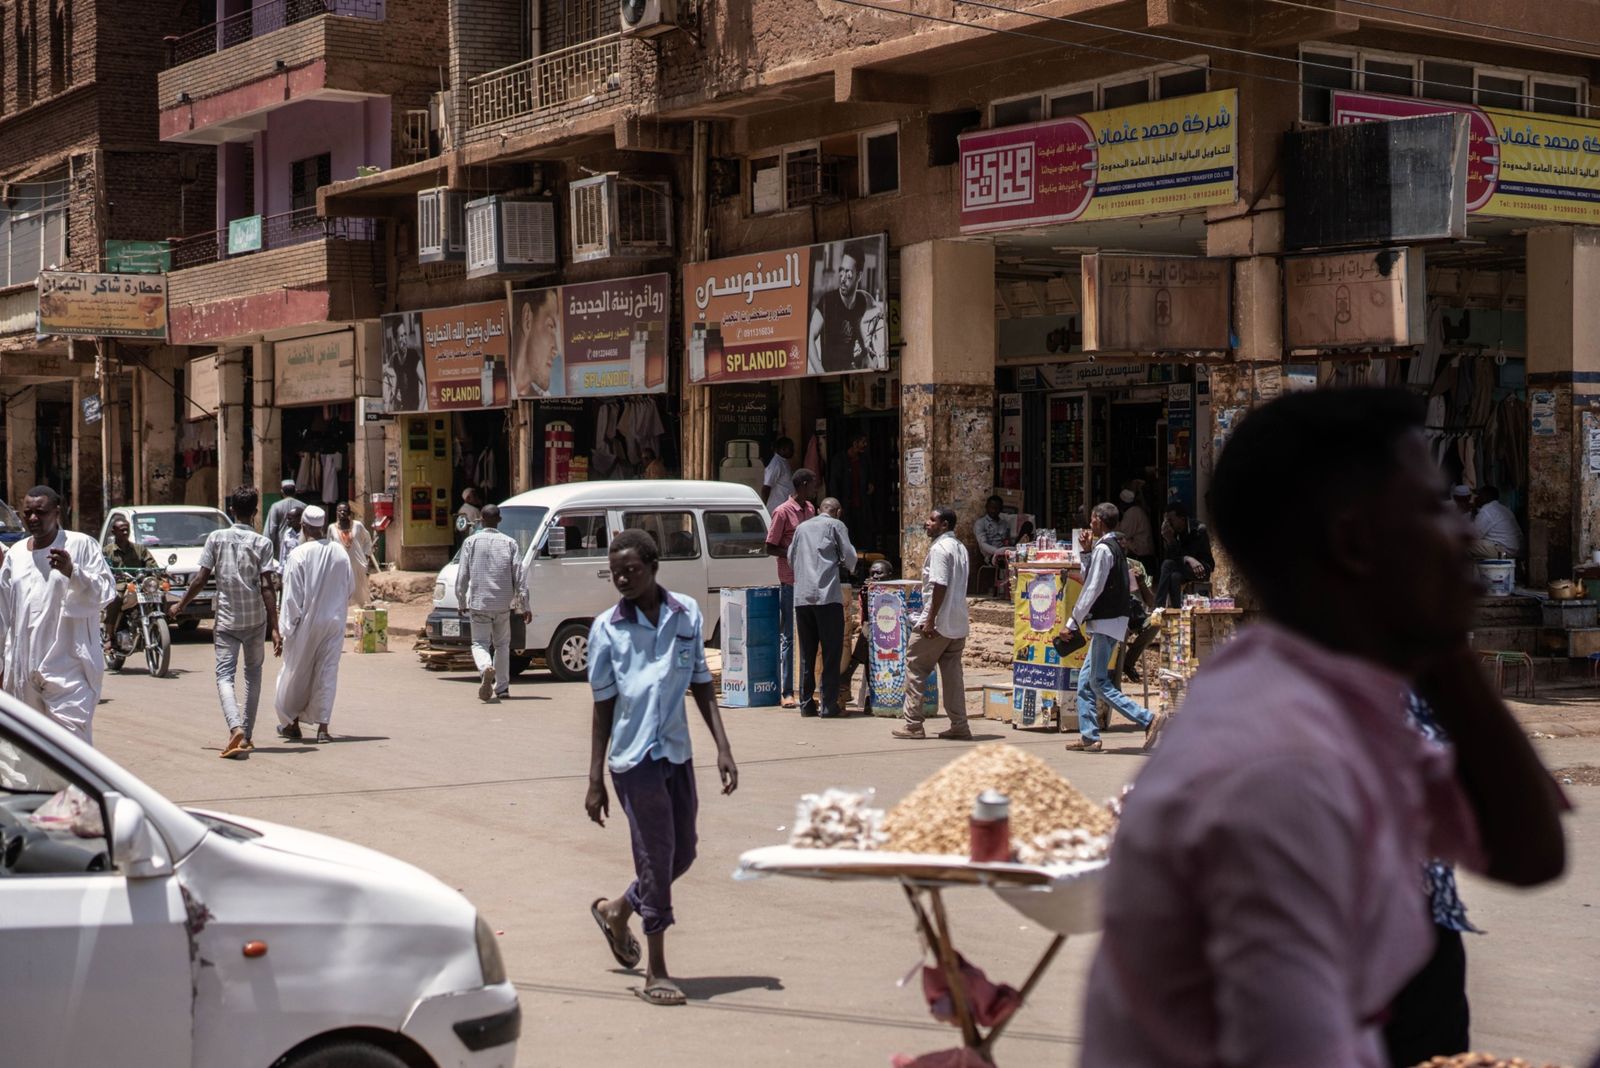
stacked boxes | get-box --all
[720,586,782,707]
[354,607,388,653]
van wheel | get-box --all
[283,1040,410,1068]
[510,653,533,678]
[547,622,590,682]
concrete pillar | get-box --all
[898,239,997,572]
[1526,225,1600,585]
[252,342,282,513]
[6,388,37,505]
[70,377,104,533]
[217,348,248,504]
[104,373,126,507]
[138,363,178,503]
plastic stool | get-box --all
[1480,650,1535,699]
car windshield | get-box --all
[452,506,548,563]
[132,511,228,548]
[0,500,22,534]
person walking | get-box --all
[764,468,817,709]
[787,497,857,718]
[274,506,354,745]
[455,503,529,703]
[456,488,484,542]
[0,486,116,742]
[1062,502,1166,753]
[586,529,738,1007]
[263,478,304,559]
[277,505,305,569]
[335,501,378,608]
[893,507,972,741]
[169,486,280,759]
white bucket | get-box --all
[1479,559,1515,597]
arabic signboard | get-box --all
[228,215,263,255]
[187,354,219,421]
[1081,254,1231,352]
[958,89,1238,234]
[683,234,889,384]
[104,240,172,274]
[1334,90,1600,225]
[37,271,169,340]
[1283,247,1426,349]
[508,274,670,398]
[379,301,510,414]
[274,331,356,407]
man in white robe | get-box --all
[274,506,353,744]
[0,486,116,742]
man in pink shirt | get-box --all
[1083,389,1566,1067]
[765,468,817,708]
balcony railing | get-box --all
[165,0,384,69]
[170,208,377,270]
[467,35,623,130]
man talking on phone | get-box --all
[0,486,117,742]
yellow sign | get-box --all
[37,271,169,340]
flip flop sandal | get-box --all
[590,898,641,969]
[636,983,686,1006]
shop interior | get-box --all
[282,402,356,510]
[526,393,675,493]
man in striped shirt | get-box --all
[456,504,529,702]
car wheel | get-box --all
[509,653,533,678]
[547,622,590,682]
[283,1040,410,1068]
[176,619,200,635]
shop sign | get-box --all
[683,233,890,384]
[228,215,263,255]
[508,274,670,398]
[1081,254,1230,352]
[1334,90,1600,225]
[187,354,219,421]
[379,300,509,413]
[1283,247,1425,349]
[36,271,168,340]
[1022,361,1148,390]
[104,240,171,274]
[957,89,1238,234]
[274,331,355,407]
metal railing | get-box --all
[467,35,623,130]
[165,0,384,69]
[169,207,377,271]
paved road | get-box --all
[91,627,1600,1067]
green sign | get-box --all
[104,240,171,274]
[227,215,263,255]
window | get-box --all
[549,512,609,558]
[749,155,781,214]
[1158,67,1208,99]
[860,126,899,196]
[49,0,71,95]
[1363,57,1415,98]
[705,511,768,558]
[0,728,112,874]
[1422,60,1475,104]
[131,511,228,548]
[290,153,332,214]
[1302,45,1589,119]
[1048,89,1094,119]
[1476,72,1525,111]
[1301,50,1354,123]
[15,8,35,109]
[999,60,1209,128]
[1533,80,1581,116]
[622,511,699,560]
[1101,78,1150,110]
[0,178,69,288]
[495,505,548,558]
[990,94,1043,129]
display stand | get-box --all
[1008,559,1084,732]
[1155,603,1243,708]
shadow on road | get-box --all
[674,974,786,1001]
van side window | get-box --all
[622,511,700,561]
[704,511,768,558]
[550,513,608,558]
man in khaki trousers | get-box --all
[893,507,971,741]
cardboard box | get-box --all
[982,685,1013,723]
[721,587,782,707]
[354,607,388,654]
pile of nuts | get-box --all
[788,788,887,850]
[881,744,1116,857]
[1015,827,1113,865]
[1413,1057,1566,1068]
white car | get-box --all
[99,505,231,626]
[0,697,520,1067]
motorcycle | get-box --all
[106,568,173,678]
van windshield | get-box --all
[455,506,548,563]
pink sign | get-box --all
[959,117,1097,233]
[1332,91,1499,211]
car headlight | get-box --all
[434,582,446,602]
[475,914,506,986]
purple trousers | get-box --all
[612,757,699,935]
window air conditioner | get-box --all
[620,0,678,37]
[465,195,558,278]
[569,174,673,263]
[416,187,467,264]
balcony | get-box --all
[464,35,626,144]
[166,208,381,345]
[159,0,388,145]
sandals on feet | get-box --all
[589,898,642,969]
[636,981,686,1006]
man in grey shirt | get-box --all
[787,497,858,718]
[455,504,529,702]
[263,478,304,559]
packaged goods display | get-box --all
[788,789,887,850]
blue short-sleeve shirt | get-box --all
[587,589,712,774]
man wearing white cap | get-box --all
[1117,482,1156,568]
[274,504,354,744]
[263,478,304,559]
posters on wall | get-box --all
[381,301,509,414]
[958,90,1238,234]
[508,274,670,398]
[683,234,890,384]
[275,332,355,407]
[37,272,169,340]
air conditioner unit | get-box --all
[569,174,673,263]
[619,0,677,37]
[400,110,431,164]
[416,187,467,264]
[465,195,558,278]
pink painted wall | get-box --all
[246,97,392,219]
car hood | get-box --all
[152,546,207,573]
[434,562,459,609]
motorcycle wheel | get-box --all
[144,617,172,678]
[108,653,126,672]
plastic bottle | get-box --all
[969,789,1011,863]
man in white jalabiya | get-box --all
[274,505,354,745]
[0,486,116,742]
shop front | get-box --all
[272,330,361,516]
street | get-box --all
[89,621,1600,1067]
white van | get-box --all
[428,480,773,681]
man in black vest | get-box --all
[1062,502,1168,753]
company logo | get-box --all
[874,601,899,634]
[1028,580,1053,616]
[753,680,777,694]
[964,145,1035,209]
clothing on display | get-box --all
[590,397,666,480]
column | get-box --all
[216,348,248,504]
[138,362,178,503]
[252,342,282,507]
[898,239,996,572]
[6,388,36,505]
[1525,225,1600,585]
[70,377,104,532]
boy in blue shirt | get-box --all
[586,529,738,1006]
